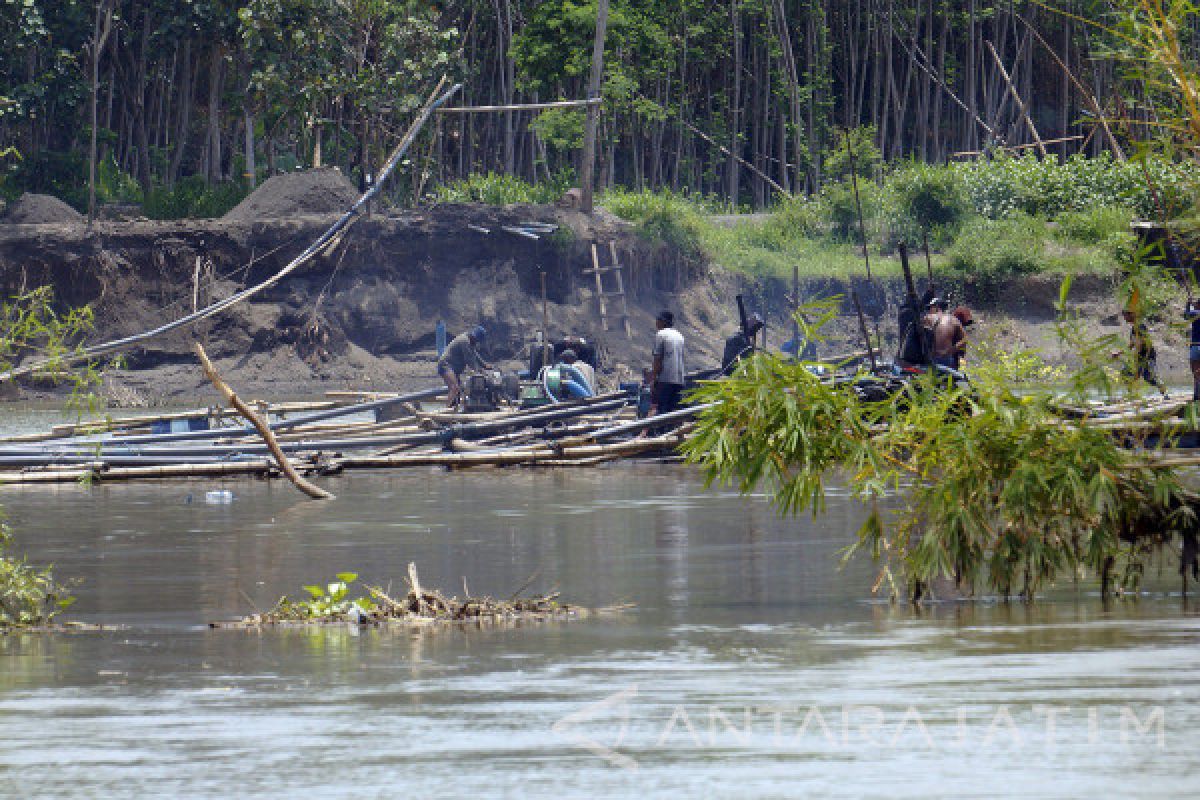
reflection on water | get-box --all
[0,465,1198,798]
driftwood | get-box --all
[194,343,333,500]
[209,563,625,630]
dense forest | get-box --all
[0,1,1193,213]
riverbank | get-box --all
[2,187,1190,406]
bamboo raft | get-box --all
[0,378,703,488]
[3,360,1198,489]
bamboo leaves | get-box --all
[686,297,1198,601]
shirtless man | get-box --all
[928,306,966,370]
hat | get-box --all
[560,348,578,363]
[656,310,674,326]
[471,325,487,340]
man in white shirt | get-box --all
[651,310,686,414]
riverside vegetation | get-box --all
[434,149,1197,289]
[682,0,1200,603]
[683,288,1200,602]
[0,288,107,629]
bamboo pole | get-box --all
[338,427,690,470]
[194,343,333,500]
[985,40,1048,157]
[438,98,602,114]
[1016,13,1125,161]
[850,290,879,372]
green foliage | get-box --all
[822,126,883,184]
[1053,206,1135,245]
[969,338,1067,389]
[433,171,574,205]
[946,214,1047,292]
[954,152,1195,220]
[143,176,249,220]
[288,572,369,618]
[0,286,106,399]
[683,295,1194,601]
[0,287,106,630]
[0,520,75,629]
[599,187,711,257]
[529,109,585,152]
[886,161,971,245]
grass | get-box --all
[598,186,1134,284]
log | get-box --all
[194,343,333,500]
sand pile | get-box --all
[223,168,359,222]
[3,193,85,225]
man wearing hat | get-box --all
[437,324,492,408]
[650,310,686,415]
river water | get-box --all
[0,462,1198,798]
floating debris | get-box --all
[209,563,631,630]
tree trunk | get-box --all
[168,37,194,186]
[579,0,610,212]
[206,44,224,184]
[88,1,114,226]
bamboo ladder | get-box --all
[584,241,632,339]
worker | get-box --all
[926,300,965,370]
[555,349,594,398]
[1187,300,1200,401]
[651,310,686,415]
[1118,308,1167,395]
[951,306,974,369]
[721,313,764,375]
[437,325,491,408]
[897,291,937,366]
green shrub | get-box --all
[821,126,883,184]
[817,180,885,242]
[764,195,826,239]
[954,152,1195,220]
[1053,206,1134,245]
[143,175,249,219]
[947,213,1047,291]
[599,188,709,257]
[887,161,970,245]
[433,171,573,205]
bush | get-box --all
[886,161,970,245]
[143,175,249,219]
[433,171,573,205]
[0,512,74,630]
[817,180,884,242]
[821,126,883,184]
[947,213,1047,291]
[1053,206,1134,245]
[954,152,1196,220]
[599,188,708,257]
[1,151,142,209]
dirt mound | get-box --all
[223,168,359,222]
[3,193,84,225]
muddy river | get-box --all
[0,460,1197,797]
